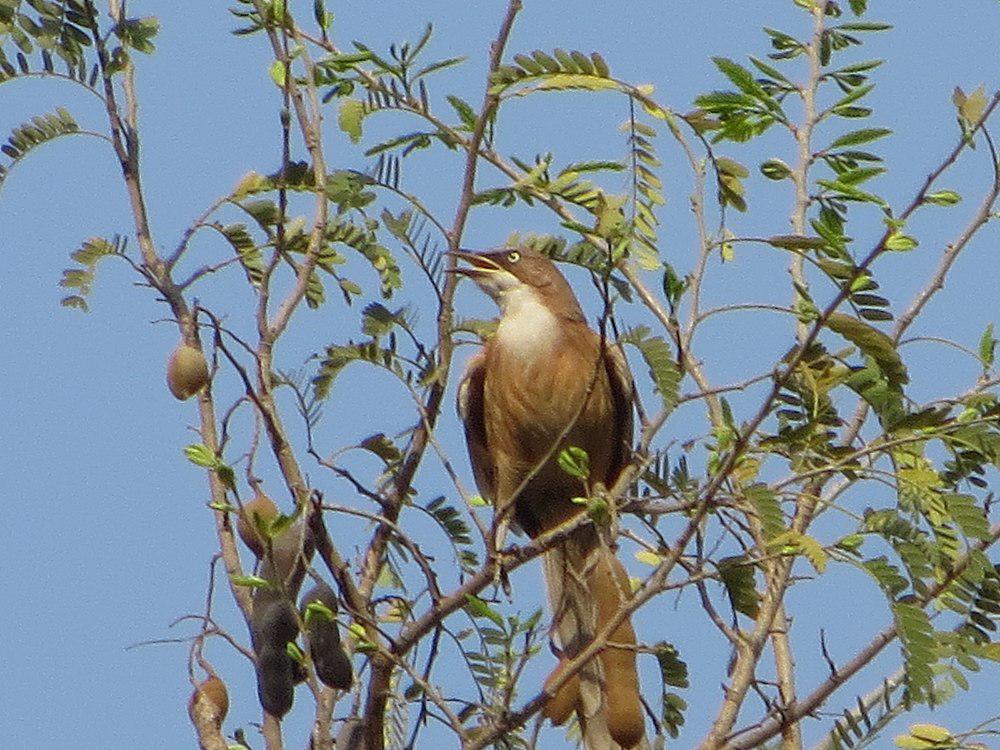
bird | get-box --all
[452,246,645,749]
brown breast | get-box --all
[483,321,621,536]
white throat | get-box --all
[494,285,557,359]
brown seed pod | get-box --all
[187,675,229,727]
[237,493,279,559]
[166,344,210,401]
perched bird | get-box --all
[453,247,645,749]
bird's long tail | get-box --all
[541,527,645,749]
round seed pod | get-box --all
[237,493,279,559]
[187,675,229,727]
[166,344,210,401]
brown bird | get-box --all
[453,247,645,749]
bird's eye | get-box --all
[506,250,521,264]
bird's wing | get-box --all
[456,350,495,502]
[603,341,636,484]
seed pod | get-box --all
[248,522,316,718]
[250,599,299,717]
[300,582,352,689]
[237,493,279,559]
[187,675,229,727]
[166,344,210,401]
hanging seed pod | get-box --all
[237,493,279,559]
[166,343,210,400]
[187,675,229,727]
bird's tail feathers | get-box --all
[541,529,646,749]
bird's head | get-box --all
[449,247,584,321]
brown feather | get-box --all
[457,350,494,502]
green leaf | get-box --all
[885,232,918,252]
[464,594,504,628]
[826,312,908,387]
[923,189,962,207]
[359,433,402,466]
[712,56,776,110]
[760,158,792,180]
[767,234,827,251]
[113,16,159,54]
[230,575,271,588]
[591,51,610,77]
[323,51,373,72]
[953,85,988,128]
[863,556,908,596]
[557,446,590,480]
[338,98,366,143]
[324,219,401,297]
[507,72,618,96]
[426,496,472,547]
[219,223,262,286]
[313,339,402,400]
[770,530,828,573]
[619,327,681,412]
[216,464,236,491]
[490,50,617,95]
[718,556,760,618]
[892,602,936,702]
[694,90,758,113]
[413,55,466,80]
[303,599,336,626]
[831,105,873,120]
[748,56,791,85]
[360,302,401,337]
[445,94,477,129]
[1,107,79,186]
[894,723,953,748]
[661,692,687,740]
[61,296,88,311]
[978,322,996,367]
[828,127,892,150]
[313,0,332,29]
[654,642,689,688]
[661,263,687,309]
[58,235,120,310]
[716,156,749,178]
[838,21,893,32]
[944,494,991,541]
[184,443,218,468]
[268,59,286,87]
[745,483,785,539]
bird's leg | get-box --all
[490,501,516,597]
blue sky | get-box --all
[2,2,998,748]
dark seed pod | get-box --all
[249,599,298,718]
[300,582,352,689]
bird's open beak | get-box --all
[446,249,503,278]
